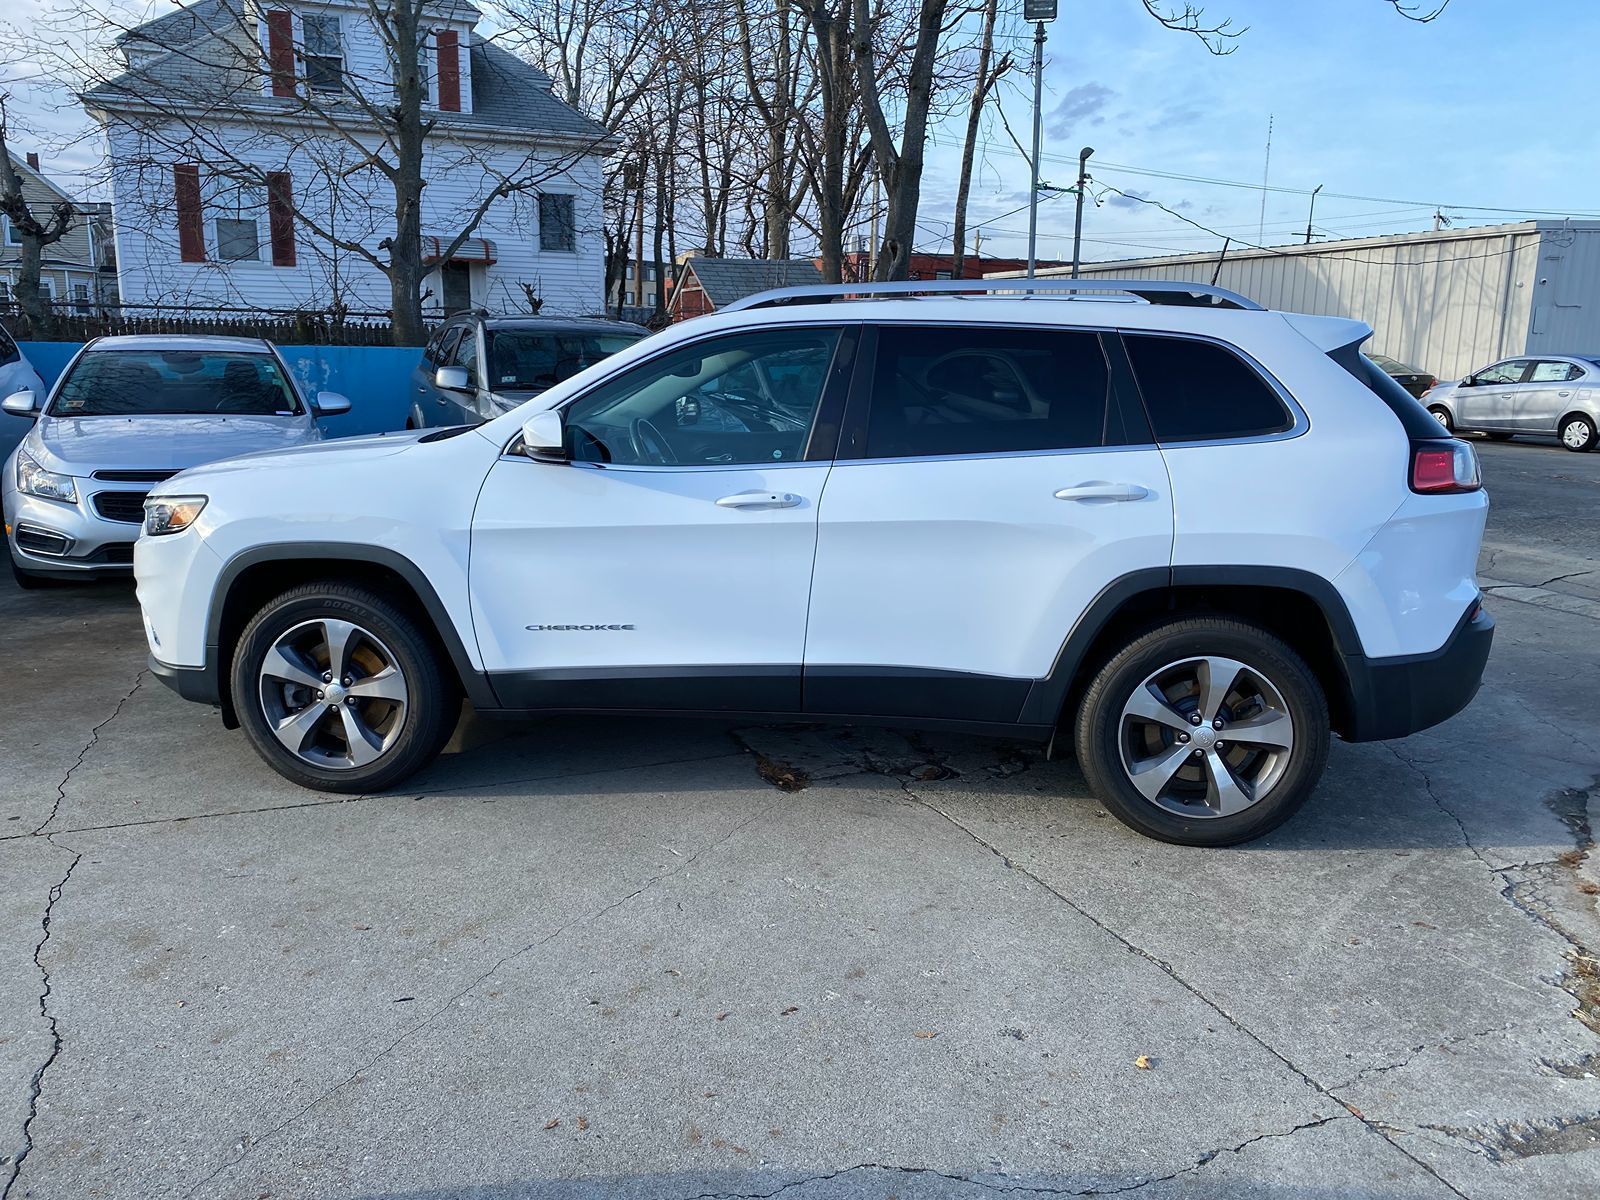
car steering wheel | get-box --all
[629,416,678,465]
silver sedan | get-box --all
[1424,354,1599,451]
[3,334,350,587]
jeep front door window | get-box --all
[560,327,843,466]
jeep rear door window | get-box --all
[1123,334,1291,442]
[864,325,1115,458]
[49,350,303,416]
[562,327,842,466]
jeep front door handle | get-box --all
[716,492,802,510]
[1054,482,1150,502]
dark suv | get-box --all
[408,313,646,429]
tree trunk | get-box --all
[387,2,429,346]
[951,0,1002,280]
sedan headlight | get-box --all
[16,452,78,503]
[143,495,208,536]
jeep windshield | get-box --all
[485,329,641,391]
[49,350,304,417]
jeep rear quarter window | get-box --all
[864,325,1120,458]
[1123,334,1292,442]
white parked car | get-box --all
[3,335,350,587]
[1423,353,1600,451]
[135,281,1493,847]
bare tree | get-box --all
[0,95,75,335]
[949,0,1007,279]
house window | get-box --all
[303,13,344,93]
[538,194,575,252]
[2,217,20,247]
[72,282,91,311]
[0,279,11,304]
[217,218,262,262]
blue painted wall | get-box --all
[15,341,424,438]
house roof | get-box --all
[92,3,606,144]
[681,258,825,308]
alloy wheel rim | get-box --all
[1563,420,1588,448]
[1432,409,1449,428]
[258,618,409,769]
[1117,655,1296,820]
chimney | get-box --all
[25,152,39,171]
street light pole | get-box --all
[1304,183,1323,246]
[1026,19,1045,281]
[1071,146,1093,279]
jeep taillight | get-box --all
[1411,440,1481,494]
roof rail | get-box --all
[720,277,1264,313]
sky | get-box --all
[925,0,1600,263]
[3,0,1597,267]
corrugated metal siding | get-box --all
[1014,222,1600,379]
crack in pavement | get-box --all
[184,798,775,1197]
[1,837,83,1200]
[1324,1027,1513,1093]
[30,672,145,836]
[0,749,749,845]
[892,783,1474,1200]
[674,1116,1354,1199]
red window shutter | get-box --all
[437,31,460,112]
[174,164,205,263]
[266,172,296,267]
[266,9,295,97]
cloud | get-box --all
[1105,189,1151,211]
[1047,83,1114,136]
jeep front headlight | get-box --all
[16,452,77,504]
[143,495,208,536]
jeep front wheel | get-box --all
[1074,618,1330,846]
[232,583,458,792]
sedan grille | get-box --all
[92,491,150,524]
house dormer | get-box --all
[254,1,477,114]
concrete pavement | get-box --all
[0,440,1596,1198]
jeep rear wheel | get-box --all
[1074,618,1330,846]
[232,583,458,792]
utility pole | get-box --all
[1304,184,1323,246]
[1023,0,1057,280]
[1071,146,1093,279]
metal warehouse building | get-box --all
[1001,220,1600,380]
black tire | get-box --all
[231,582,459,792]
[1483,432,1514,442]
[1560,413,1596,453]
[1073,617,1330,847]
[1426,405,1454,433]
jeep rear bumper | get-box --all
[1342,601,1494,742]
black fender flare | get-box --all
[1018,566,1364,726]
[208,542,498,712]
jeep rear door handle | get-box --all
[1054,482,1150,502]
[716,491,802,510]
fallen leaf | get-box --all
[576,1116,589,1131]
[780,1006,799,1016]
[1578,881,1600,896]
[1134,1055,1152,1070]
[703,1090,717,1097]
[1412,921,1437,930]
[715,1011,729,1021]
[1344,1104,1363,1119]
[544,1118,560,1130]
[913,1030,938,1039]
[352,924,371,931]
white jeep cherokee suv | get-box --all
[135,280,1493,847]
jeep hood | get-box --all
[154,429,426,488]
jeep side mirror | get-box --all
[2,389,37,416]
[314,391,352,415]
[521,409,566,461]
[434,365,472,393]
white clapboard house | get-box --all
[83,1,611,317]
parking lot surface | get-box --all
[2,439,1597,1199]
